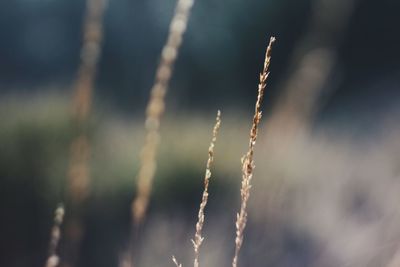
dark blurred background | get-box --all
[1,0,400,267]
[1,0,399,116]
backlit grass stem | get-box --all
[232,36,276,267]
[192,110,221,267]
[132,0,195,226]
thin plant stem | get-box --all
[132,0,196,226]
[44,204,65,267]
[232,36,276,267]
[192,110,222,267]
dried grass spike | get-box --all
[232,36,276,267]
[72,0,107,122]
[172,255,183,267]
[44,204,65,267]
[191,110,221,267]
[132,0,196,225]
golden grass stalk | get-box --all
[132,0,195,225]
[63,1,107,266]
[72,0,107,123]
[68,134,91,203]
[44,204,65,267]
[232,36,276,267]
[191,110,221,267]
[68,0,107,203]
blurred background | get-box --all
[1,0,400,266]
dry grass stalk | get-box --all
[191,110,221,267]
[63,1,107,266]
[68,135,91,202]
[232,36,276,267]
[172,256,183,267]
[132,0,195,225]
[44,204,65,267]
[68,0,107,202]
[72,0,107,123]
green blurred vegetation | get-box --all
[0,94,247,267]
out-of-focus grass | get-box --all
[1,93,400,267]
